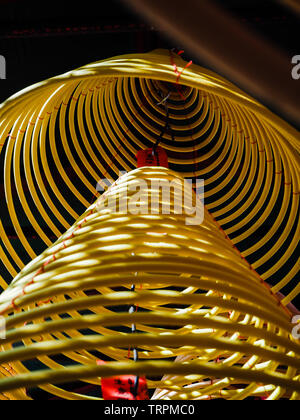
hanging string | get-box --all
[128,270,140,399]
[152,89,174,165]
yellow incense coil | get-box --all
[0,49,299,399]
[0,167,299,400]
[0,49,299,306]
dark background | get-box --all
[0,0,299,131]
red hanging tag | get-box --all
[136,146,169,169]
[98,360,149,400]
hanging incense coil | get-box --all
[0,49,299,400]
[0,167,299,400]
[0,50,299,307]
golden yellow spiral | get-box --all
[0,49,299,306]
[0,166,299,400]
[0,49,299,400]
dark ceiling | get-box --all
[0,0,299,122]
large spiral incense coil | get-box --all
[0,166,299,401]
[0,49,299,400]
[0,49,299,306]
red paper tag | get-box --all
[136,147,169,169]
[98,361,149,400]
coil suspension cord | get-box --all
[152,90,174,164]
[129,275,140,399]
